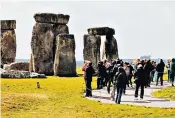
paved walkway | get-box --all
[86,81,175,108]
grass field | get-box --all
[1,68,175,118]
[152,87,175,100]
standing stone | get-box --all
[29,54,33,72]
[83,35,101,69]
[54,34,76,76]
[52,24,69,60]
[1,20,16,66]
[102,35,118,61]
[31,22,54,75]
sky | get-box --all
[0,1,175,60]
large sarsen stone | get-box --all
[31,23,54,75]
[102,36,119,61]
[83,34,101,69]
[1,30,16,65]
[54,34,76,76]
[34,13,70,24]
[87,27,115,35]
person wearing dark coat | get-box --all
[144,60,154,87]
[127,63,134,87]
[114,67,127,104]
[85,62,95,97]
[170,58,175,86]
[156,59,165,86]
[97,61,106,89]
[134,64,146,100]
[107,60,118,93]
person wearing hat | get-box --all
[134,64,146,100]
[170,58,175,86]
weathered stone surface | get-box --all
[34,13,69,24]
[29,54,34,72]
[87,27,115,35]
[1,30,16,65]
[83,34,101,69]
[54,34,76,76]
[1,70,31,78]
[53,24,69,36]
[0,20,16,29]
[102,36,119,61]
[3,62,29,71]
[31,23,54,75]
[0,70,46,78]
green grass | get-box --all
[1,68,175,118]
[152,87,175,100]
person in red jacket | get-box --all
[82,60,89,82]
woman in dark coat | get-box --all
[114,67,127,104]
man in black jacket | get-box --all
[85,62,95,97]
[156,59,165,86]
[134,64,146,100]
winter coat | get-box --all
[156,62,165,73]
[170,62,175,73]
[97,65,106,78]
[115,68,127,88]
[85,66,95,82]
[134,67,146,85]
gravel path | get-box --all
[86,81,175,108]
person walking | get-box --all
[85,62,95,97]
[128,63,134,87]
[107,60,118,94]
[103,60,111,87]
[97,61,106,89]
[114,67,127,104]
[156,59,165,86]
[134,64,146,100]
[144,60,154,87]
[166,59,171,82]
[170,58,175,86]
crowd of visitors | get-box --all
[82,58,175,104]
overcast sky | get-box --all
[0,1,175,60]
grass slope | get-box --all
[1,68,175,118]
